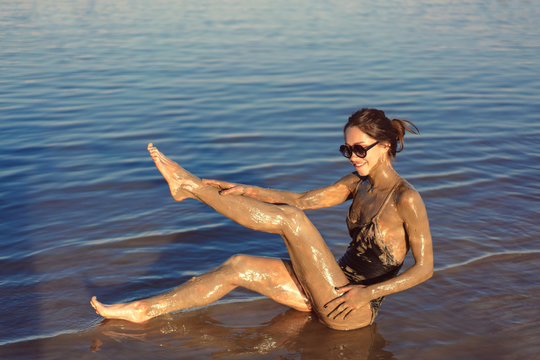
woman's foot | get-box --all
[90,296,152,323]
[147,143,201,201]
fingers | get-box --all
[220,187,245,196]
[323,295,340,309]
[324,293,349,318]
[326,302,354,320]
[334,283,365,293]
[201,179,240,193]
[335,285,352,294]
[202,179,227,187]
[343,309,354,319]
[333,306,352,320]
[326,301,346,319]
[323,290,358,320]
[202,179,221,188]
[202,179,231,191]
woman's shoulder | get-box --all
[394,179,426,215]
[395,178,419,198]
[337,172,365,192]
[396,178,415,192]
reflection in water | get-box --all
[92,299,395,359]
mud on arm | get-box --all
[203,172,359,210]
[365,188,433,300]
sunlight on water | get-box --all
[0,0,539,359]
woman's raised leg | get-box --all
[144,144,372,330]
[91,255,311,322]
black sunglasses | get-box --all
[339,141,379,158]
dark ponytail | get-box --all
[391,118,419,155]
[345,108,419,158]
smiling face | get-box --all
[344,126,389,176]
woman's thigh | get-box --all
[228,255,312,312]
[230,255,373,330]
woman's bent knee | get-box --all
[277,205,311,237]
[223,254,251,269]
[277,204,306,221]
[314,305,373,331]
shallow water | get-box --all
[1,0,539,359]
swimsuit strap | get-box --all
[370,181,401,222]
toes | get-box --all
[90,297,98,311]
[148,143,159,156]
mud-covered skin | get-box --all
[323,127,432,321]
[91,129,433,330]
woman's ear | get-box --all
[380,142,392,161]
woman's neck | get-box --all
[366,160,400,191]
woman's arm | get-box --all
[366,188,433,297]
[203,172,359,210]
[324,188,433,319]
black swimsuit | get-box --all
[338,178,404,323]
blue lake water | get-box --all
[1,0,539,359]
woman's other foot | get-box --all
[147,143,201,201]
[90,296,152,323]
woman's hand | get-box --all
[202,179,248,196]
[323,284,371,320]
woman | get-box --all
[91,108,433,331]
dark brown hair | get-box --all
[344,108,419,158]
